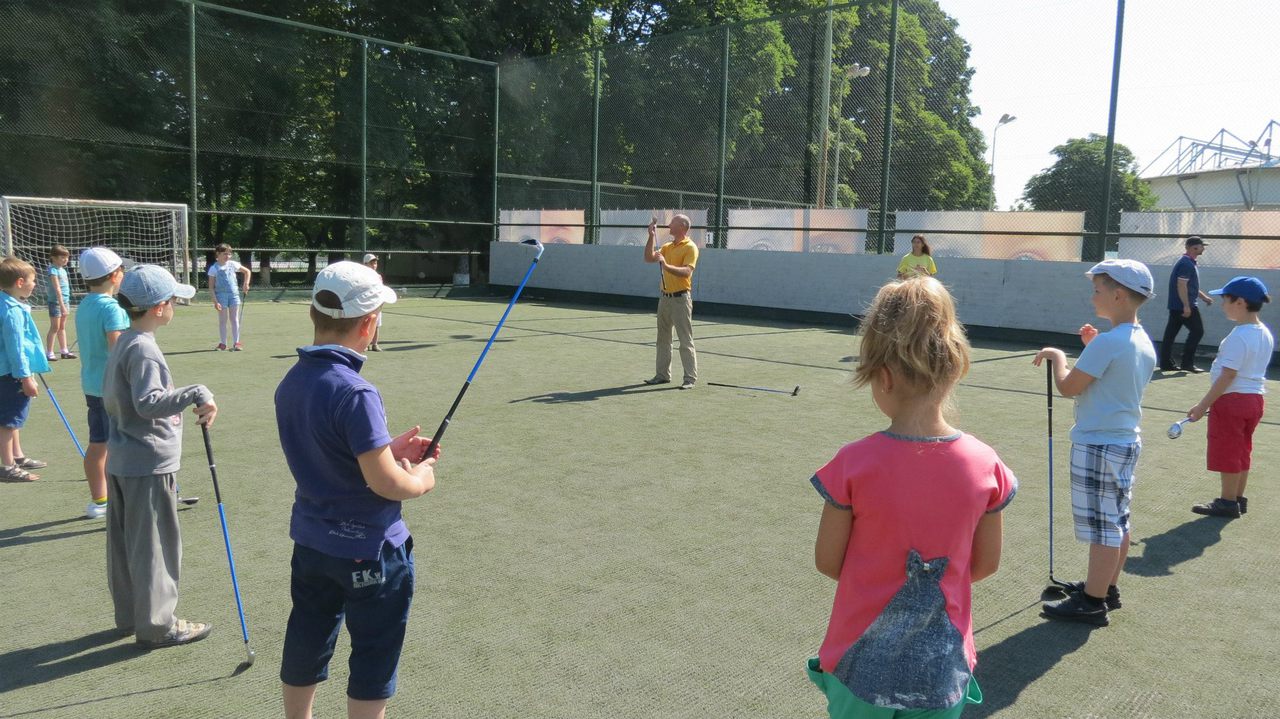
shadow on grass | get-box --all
[971,620,1095,718]
[509,383,678,403]
[1124,516,1227,577]
[0,629,138,694]
[1,672,231,717]
[0,517,103,549]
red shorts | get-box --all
[1207,393,1265,473]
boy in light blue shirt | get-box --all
[0,256,52,481]
[74,247,129,518]
[1034,259,1157,626]
[44,245,75,361]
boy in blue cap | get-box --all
[276,261,438,719]
[103,264,217,647]
[1033,259,1158,626]
[1187,276,1273,518]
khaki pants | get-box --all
[656,293,697,383]
[106,472,182,641]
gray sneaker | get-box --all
[643,377,670,385]
[679,381,695,390]
[137,619,213,649]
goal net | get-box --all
[0,196,189,304]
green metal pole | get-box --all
[360,39,368,253]
[1096,0,1126,262]
[877,0,900,253]
[188,2,198,284]
[816,1,834,209]
[492,65,500,244]
[590,48,602,245]
[714,27,730,248]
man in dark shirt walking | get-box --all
[1159,236,1214,373]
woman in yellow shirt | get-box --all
[896,234,937,279]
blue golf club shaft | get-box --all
[425,240,543,459]
[201,424,252,662]
[37,374,85,458]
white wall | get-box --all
[491,242,1280,348]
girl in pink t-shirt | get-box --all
[808,277,1017,718]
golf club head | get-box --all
[792,385,801,396]
[1167,422,1184,440]
[519,238,545,260]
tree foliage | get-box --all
[1021,133,1157,234]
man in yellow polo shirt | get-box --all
[643,214,699,390]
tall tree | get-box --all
[1021,133,1157,239]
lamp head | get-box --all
[997,113,1017,126]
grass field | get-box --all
[1,295,1277,718]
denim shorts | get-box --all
[1070,442,1140,547]
[215,291,240,308]
[47,303,65,318]
[86,394,109,444]
[280,537,415,701]
[0,375,32,429]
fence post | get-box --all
[492,64,501,244]
[1096,0,1127,262]
[360,38,368,253]
[714,26,730,249]
[590,48,602,245]
[877,0,900,254]
[188,2,198,283]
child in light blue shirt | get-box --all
[0,256,52,481]
[1034,259,1156,627]
[44,245,75,361]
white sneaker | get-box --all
[85,502,107,519]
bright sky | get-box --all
[940,0,1280,209]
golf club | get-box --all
[707,382,800,396]
[1042,361,1072,601]
[424,239,544,459]
[200,423,255,671]
[1168,412,1207,440]
[37,374,85,458]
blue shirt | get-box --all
[1166,255,1199,311]
[47,266,71,305]
[1070,323,1157,445]
[75,293,131,397]
[276,345,402,560]
[0,292,51,379]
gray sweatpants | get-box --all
[106,472,182,641]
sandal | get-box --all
[60,351,77,359]
[0,465,40,482]
[15,457,47,469]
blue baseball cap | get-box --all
[118,265,196,309]
[1209,276,1269,304]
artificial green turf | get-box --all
[1,296,1276,718]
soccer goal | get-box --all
[0,196,190,303]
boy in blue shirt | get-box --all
[276,261,438,719]
[1034,259,1157,626]
[74,247,129,518]
[0,256,51,481]
[44,245,76,361]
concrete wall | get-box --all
[491,242,1280,349]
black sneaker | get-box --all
[1179,365,1205,374]
[1191,498,1241,518]
[1042,593,1109,626]
[1062,582,1121,610]
[1238,496,1248,515]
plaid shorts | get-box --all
[1070,442,1140,547]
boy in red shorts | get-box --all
[1187,276,1272,518]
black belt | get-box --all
[661,290,688,298]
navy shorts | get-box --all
[0,375,32,429]
[280,537,415,701]
[86,394,109,443]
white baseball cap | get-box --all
[362,253,378,264]
[1085,259,1156,298]
[79,247,123,280]
[312,261,397,318]
[118,265,197,308]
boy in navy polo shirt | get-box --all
[277,261,438,719]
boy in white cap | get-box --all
[361,253,383,351]
[74,247,129,518]
[103,264,217,647]
[1033,259,1157,626]
[1187,276,1273,518]
[276,261,437,719]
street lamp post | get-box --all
[990,113,1016,209]
[830,64,871,208]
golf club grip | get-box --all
[425,380,470,460]
[201,424,224,505]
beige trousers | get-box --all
[655,293,697,383]
[106,472,182,641]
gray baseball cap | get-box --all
[1085,259,1156,298]
[119,265,197,309]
